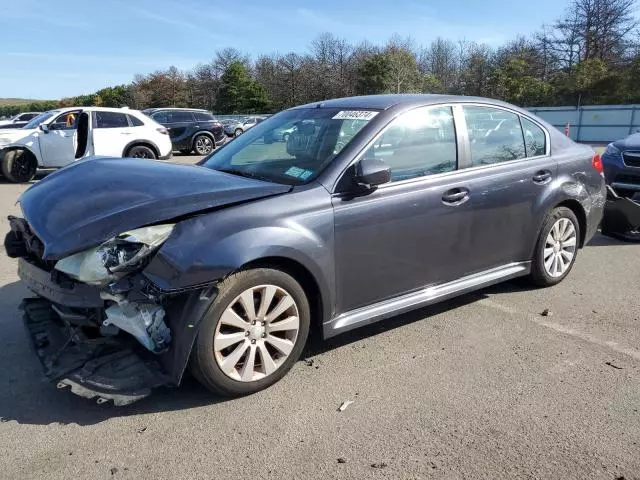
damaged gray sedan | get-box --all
[5,94,605,405]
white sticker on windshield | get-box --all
[332,110,379,121]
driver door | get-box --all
[39,110,81,167]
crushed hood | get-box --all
[19,157,291,259]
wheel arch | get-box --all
[191,130,215,146]
[553,198,587,247]
[1,145,40,167]
[122,140,160,158]
[242,256,324,333]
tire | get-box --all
[193,134,214,155]
[191,268,310,397]
[125,145,156,159]
[530,207,580,287]
[234,128,243,137]
[282,133,290,143]
[1,149,37,183]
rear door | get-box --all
[163,111,195,150]
[91,111,133,157]
[38,110,82,167]
[454,104,556,273]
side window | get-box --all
[194,112,214,122]
[95,112,129,129]
[170,111,195,123]
[520,117,547,157]
[152,111,170,124]
[464,106,525,166]
[128,114,144,127]
[362,106,457,182]
[51,110,80,130]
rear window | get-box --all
[169,111,194,123]
[194,112,215,122]
[95,112,129,129]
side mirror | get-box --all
[39,124,49,133]
[354,158,391,188]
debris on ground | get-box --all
[338,400,354,412]
[540,309,553,317]
[304,358,314,367]
[337,458,346,464]
[110,467,118,475]
[137,426,147,434]
[371,462,388,469]
[606,361,624,370]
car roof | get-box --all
[291,94,517,111]
[143,108,210,112]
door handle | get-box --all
[120,132,133,135]
[442,188,470,205]
[532,170,552,184]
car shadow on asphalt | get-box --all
[587,233,635,247]
[0,276,500,426]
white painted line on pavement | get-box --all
[479,298,640,362]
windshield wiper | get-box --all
[216,168,273,183]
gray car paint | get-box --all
[145,94,605,335]
[14,94,606,387]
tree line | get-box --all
[2,0,639,118]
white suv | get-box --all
[0,107,172,182]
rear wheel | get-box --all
[530,207,580,286]
[1,149,37,183]
[234,128,243,138]
[191,268,310,397]
[193,134,214,155]
[126,145,156,159]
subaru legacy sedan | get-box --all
[5,95,605,404]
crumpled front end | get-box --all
[601,186,640,242]
[6,216,216,405]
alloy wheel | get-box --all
[195,136,213,155]
[543,218,577,278]
[213,284,300,382]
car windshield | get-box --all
[23,111,57,129]
[202,107,378,185]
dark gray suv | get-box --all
[6,95,605,404]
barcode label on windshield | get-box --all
[332,110,379,121]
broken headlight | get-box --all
[54,224,175,286]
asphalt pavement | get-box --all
[0,155,639,479]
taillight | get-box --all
[592,153,603,174]
[157,127,169,135]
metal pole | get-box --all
[576,107,584,142]
[629,105,636,135]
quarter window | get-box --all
[128,114,144,127]
[94,112,129,129]
[362,106,457,182]
[521,117,547,157]
[463,106,525,166]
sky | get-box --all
[0,0,569,100]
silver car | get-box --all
[224,116,266,137]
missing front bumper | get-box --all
[22,298,170,406]
[601,186,640,242]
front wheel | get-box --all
[126,145,157,159]
[193,134,214,155]
[1,149,37,183]
[191,268,310,396]
[234,128,243,138]
[530,207,580,287]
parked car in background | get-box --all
[142,108,226,155]
[224,116,266,137]
[602,133,640,196]
[0,112,41,129]
[601,134,640,241]
[7,94,605,404]
[0,107,171,182]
